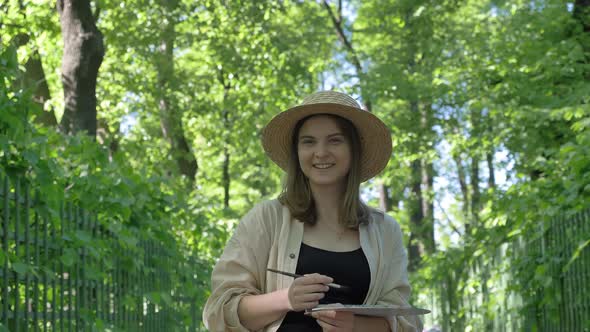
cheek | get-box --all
[297,149,310,168]
[339,147,352,164]
[298,148,311,159]
[342,154,352,172]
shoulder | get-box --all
[240,199,284,228]
[232,199,284,246]
[248,199,283,217]
[367,207,402,235]
[366,207,406,255]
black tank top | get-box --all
[277,242,370,332]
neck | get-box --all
[309,182,345,227]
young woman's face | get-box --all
[297,115,352,190]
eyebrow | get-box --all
[298,133,345,140]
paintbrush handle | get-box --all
[267,268,350,291]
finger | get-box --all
[318,309,354,319]
[313,313,342,327]
[302,273,334,285]
[294,292,325,303]
[291,300,320,311]
[313,310,338,320]
[294,284,330,295]
[313,311,354,327]
[316,318,337,331]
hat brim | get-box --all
[262,103,392,182]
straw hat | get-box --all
[261,91,392,182]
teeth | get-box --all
[314,163,334,169]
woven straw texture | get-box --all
[262,91,392,182]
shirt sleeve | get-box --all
[202,202,274,332]
[376,215,423,332]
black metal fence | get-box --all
[421,209,590,331]
[0,172,203,331]
[523,210,590,331]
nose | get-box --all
[313,141,329,158]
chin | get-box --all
[309,177,347,187]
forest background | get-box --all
[1,0,589,331]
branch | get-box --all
[216,68,231,90]
[93,1,101,22]
[322,0,362,72]
[435,199,463,237]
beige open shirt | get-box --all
[203,200,422,332]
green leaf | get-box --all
[75,230,92,244]
[12,262,29,275]
[161,292,173,306]
[563,239,590,273]
[146,292,161,304]
[60,248,77,267]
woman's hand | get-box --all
[287,273,333,311]
[310,310,355,332]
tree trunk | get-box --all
[453,151,470,234]
[57,0,104,137]
[487,152,495,189]
[322,0,392,211]
[470,109,481,227]
[156,0,197,182]
[486,114,496,190]
[24,51,58,126]
[222,86,231,209]
[378,183,392,212]
[408,157,424,271]
[403,5,436,267]
[217,68,234,209]
[421,104,435,253]
[422,158,435,251]
[574,0,590,79]
[222,145,230,209]
[408,103,437,269]
[12,33,57,127]
[407,99,425,270]
[470,155,480,225]
[574,0,590,34]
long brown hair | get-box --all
[278,114,371,227]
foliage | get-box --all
[2,0,590,330]
[1,39,221,328]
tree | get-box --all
[57,0,104,137]
[155,0,198,183]
[321,0,396,213]
[22,47,58,126]
[2,1,60,128]
[355,0,452,268]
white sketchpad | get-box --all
[310,304,431,318]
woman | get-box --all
[203,91,422,332]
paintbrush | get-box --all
[267,268,351,291]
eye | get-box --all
[299,138,314,146]
[329,137,344,144]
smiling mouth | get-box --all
[313,163,335,169]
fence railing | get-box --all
[0,172,203,331]
[420,209,590,332]
[523,210,590,331]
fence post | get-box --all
[2,174,9,331]
[15,177,21,332]
[33,193,39,332]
